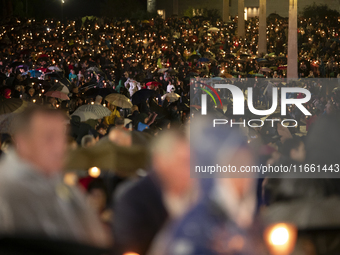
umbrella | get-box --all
[240,53,250,58]
[71,111,100,122]
[105,94,132,109]
[146,81,161,87]
[38,54,49,59]
[82,87,113,98]
[219,73,233,78]
[45,91,70,100]
[278,65,287,70]
[212,77,224,80]
[158,68,168,73]
[49,83,69,94]
[225,53,236,59]
[257,58,268,63]
[15,64,29,71]
[0,98,27,115]
[131,89,156,105]
[87,67,102,73]
[48,66,62,72]
[260,67,272,72]
[73,104,111,119]
[65,139,148,177]
[208,27,219,32]
[189,54,201,61]
[36,67,48,73]
[198,57,210,62]
[167,69,178,75]
[202,52,214,58]
[161,92,180,103]
[252,73,265,77]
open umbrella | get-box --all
[45,91,70,100]
[166,69,178,75]
[198,57,210,62]
[0,98,27,115]
[105,93,132,109]
[157,68,168,73]
[212,77,225,81]
[252,73,265,77]
[208,27,219,32]
[73,104,111,119]
[49,83,69,94]
[189,54,201,61]
[87,67,102,73]
[82,87,113,98]
[38,54,49,59]
[131,89,156,105]
[36,67,48,73]
[260,67,272,72]
[71,111,100,122]
[65,139,148,177]
[48,66,62,72]
[161,92,180,103]
[146,81,161,87]
[219,73,233,78]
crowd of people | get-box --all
[0,12,339,255]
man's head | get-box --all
[95,95,102,104]
[28,88,35,96]
[114,117,125,129]
[81,134,96,148]
[131,105,139,113]
[151,130,191,195]
[96,123,107,136]
[108,128,132,146]
[12,106,68,176]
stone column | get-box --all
[287,0,298,78]
[238,0,245,38]
[223,0,230,22]
[258,0,267,56]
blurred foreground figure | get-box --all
[113,130,196,255]
[0,106,110,248]
[149,120,264,255]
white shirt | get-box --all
[167,84,175,93]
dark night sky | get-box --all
[62,0,147,18]
[5,0,148,20]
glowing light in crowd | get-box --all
[88,167,101,178]
[264,223,297,255]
